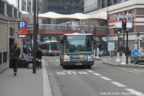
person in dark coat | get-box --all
[12,42,21,76]
[36,48,42,68]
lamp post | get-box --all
[33,0,37,73]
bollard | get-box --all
[96,48,99,58]
[116,52,120,62]
[121,53,126,65]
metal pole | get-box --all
[123,30,125,46]
[36,0,38,23]
[36,0,39,48]
[118,34,120,52]
[137,38,139,50]
[33,0,37,74]
[126,30,128,64]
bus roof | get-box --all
[64,33,93,36]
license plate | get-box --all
[75,63,82,65]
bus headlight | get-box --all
[88,56,94,61]
[63,55,70,61]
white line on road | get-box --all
[101,76,111,81]
[125,88,144,96]
[78,71,88,74]
[56,72,66,75]
[119,68,140,75]
[93,73,101,76]
[42,59,52,96]
[87,70,94,73]
[111,81,126,88]
[67,71,77,75]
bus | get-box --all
[39,40,60,56]
[60,33,95,68]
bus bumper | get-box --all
[61,61,94,66]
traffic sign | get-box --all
[142,37,144,40]
[132,49,139,56]
[105,36,109,42]
[108,42,115,51]
[18,21,27,34]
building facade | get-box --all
[84,0,144,51]
[0,1,22,72]
[44,0,84,14]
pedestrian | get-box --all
[11,42,21,76]
[36,48,42,69]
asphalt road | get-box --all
[44,56,144,96]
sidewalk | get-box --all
[0,68,43,96]
[96,56,144,68]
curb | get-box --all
[102,61,144,68]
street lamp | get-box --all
[33,0,37,73]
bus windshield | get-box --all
[51,42,59,50]
[64,35,93,53]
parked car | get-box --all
[98,50,110,56]
[10,53,33,68]
[18,53,33,68]
[131,53,144,64]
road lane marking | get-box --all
[111,82,126,88]
[125,88,144,96]
[119,68,140,75]
[93,73,101,76]
[56,71,90,75]
[101,76,111,81]
[78,71,88,74]
[56,72,66,75]
[67,71,77,75]
[87,70,94,73]
[42,59,52,96]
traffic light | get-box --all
[116,29,121,34]
[137,33,140,39]
[117,30,121,34]
[122,19,127,30]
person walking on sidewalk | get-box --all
[11,42,21,76]
[36,48,42,69]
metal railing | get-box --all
[27,24,108,36]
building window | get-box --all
[3,52,7,63]
[113,0,118,4]
[0,53,2,64]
